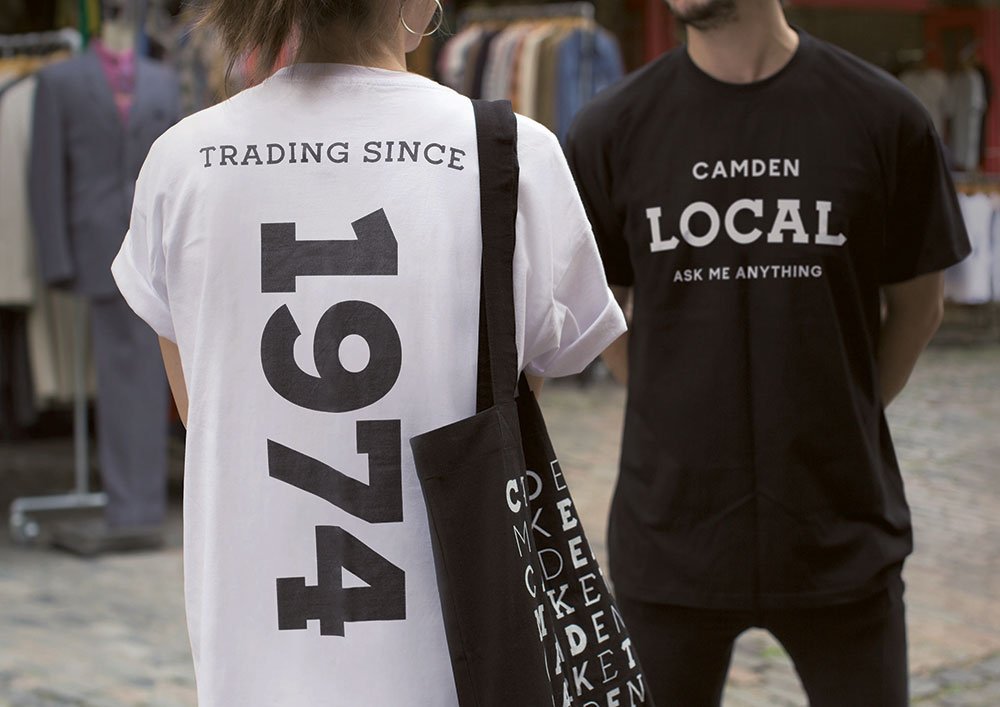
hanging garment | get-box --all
[516,25,555,116]
[993,197,1000,303]
[437,25,484,92]
[0,74,87,407]
[439,17,623,138]
[150,6,239,117]
[534,28,571,132]
[478,26,510,100]
[0,309,38,436]
[175,24,232,115]
[466,30,502,99]
[480,25,531,101]
[29,290,91,407]
[0,69,22,92]
[29,49,180,298]
[0,77,36,307]
[899,68,948,137]
[946,68,988,171]
[28,50,177,528]
[495,28,531,104]
[555,26,625,144]
[945,192,997,304]
[976,65,992,168]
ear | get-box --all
[404,27,423,55]
[401,0,439,53]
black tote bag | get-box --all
[411,99,653,707]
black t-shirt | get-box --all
[566,32,970,610]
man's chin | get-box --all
[665,0,739,30]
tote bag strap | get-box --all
[472,99,520,413]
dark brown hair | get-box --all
[199,0,395,84]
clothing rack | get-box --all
[940,172,1000,344]
[457,2,597,119]
[6,29,106,543]
[0,29,82,56]
[953,172,1000,195]
[458,1,595,26]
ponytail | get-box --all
[199,0,296,85]
[199,0,395,86]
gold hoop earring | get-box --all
[400,0,444,37]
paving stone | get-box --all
[965,679,1000,705]
[937,667,989,691]
[1,344,998,705]
[973,653,1000,681]
[911,674,943,700]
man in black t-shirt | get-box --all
[567,1,970,705]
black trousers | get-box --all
[616,575,908,707]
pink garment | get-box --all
[93,39,136,125]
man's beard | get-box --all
[666,0,739,30]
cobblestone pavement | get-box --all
[0,344,997,706]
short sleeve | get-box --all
[881,116,971,284]
[514,117,626,378]
[111,152,176,341]
[565,101,633,287]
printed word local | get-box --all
[646,199,847,252]
[198,141,467,170]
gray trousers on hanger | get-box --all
[90,294,168,528]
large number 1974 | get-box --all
[259,209,405,637]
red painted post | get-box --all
[981,7,1000,173]
[644,0,677,63]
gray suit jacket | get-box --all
[29,51,179,299]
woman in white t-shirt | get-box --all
[112,1,625,704]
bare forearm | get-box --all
[603,286,632,385]
[878,315,940,406]
[526,374,544,396]
[602,333,629,386]
[878,273,944,407]
[159,337,189,428]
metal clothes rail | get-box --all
[458,1,595,26]
[5,28,106,543]
[0,29,82,55]
[456,2,598,117]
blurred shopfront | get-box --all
[1,0,997,447]
[439,0,1000,339]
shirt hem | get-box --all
[611,565,904,611]
[879,245,973,285]
[111,257,176,342]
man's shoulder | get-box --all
[806,35,933,132]
[570,47,686,145]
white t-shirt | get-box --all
[945,192,997,304]
[946,68,987,171]
[111,63,625,707]
[899,67,948,137]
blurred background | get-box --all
[0,0,997,705]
